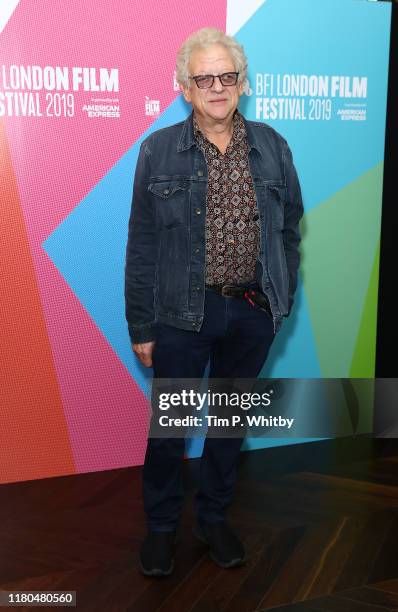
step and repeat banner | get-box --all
[0,1,391,483]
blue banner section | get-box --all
[237,0,391,211]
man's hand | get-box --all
[132,341,155,368]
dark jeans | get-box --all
[143,285,275,531]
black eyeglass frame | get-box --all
[188,72,240,89]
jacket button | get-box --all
[163,188,170,194]
[196,285,200,291]
[192,322,197,327]
[197,170,204,177]
[195,247,200,253]
[196,209,201,215]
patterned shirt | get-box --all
[193,110,261,286]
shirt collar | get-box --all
[192,110,246,150]
[177,109,260,153]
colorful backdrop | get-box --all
[0,0,391,483]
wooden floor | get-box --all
[0,438,398,611]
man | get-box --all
[125,28,303,576]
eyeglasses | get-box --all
[189,72,239,89]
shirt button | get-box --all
[197,170,204,177]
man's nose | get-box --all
[211,76,225,92]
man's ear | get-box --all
[181,83,192,104]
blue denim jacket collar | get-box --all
[177,109,262,154]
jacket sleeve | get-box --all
[124,139,158,344]
[282,141,304,315]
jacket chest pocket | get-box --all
[148,181,190,230]
[267,184,285,232]
[254,181,285,234]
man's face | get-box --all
[181,43,244,124]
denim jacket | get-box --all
[125,111,304,343]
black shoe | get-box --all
[193,521,245,568]
[139,530,176,576]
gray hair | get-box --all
[176,28,248,88]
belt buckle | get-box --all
[221,284,234,297]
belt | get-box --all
[205,283,272,316]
